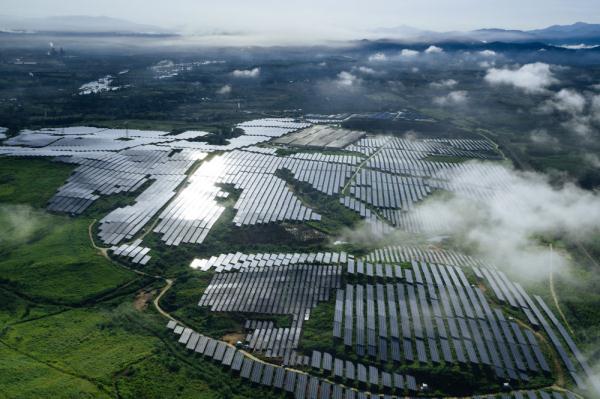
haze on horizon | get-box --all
[3,0,600,40]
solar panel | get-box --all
[231,351,244,371]
[296,374,308,399]
[195,336,209,354]
[240,358,254,379]
[381,371,392,388]
[416,339,428,363]
[178,327,192,344]
[251,362,264,383]
[345,360,355,381]
[320,381,332,399]
[186,332,200,350]
[221,346,236,366]
[357,363,367,383]
[204,338,217,358]
[406,375,417,392]
[332,385,344,399]
[368,365,379,386]
[393,373,404,390]
[284,370,298,392]
[322,352,333,371]
[334,358,344,378]
[311,350,322,369]
[273,367,286,388]
[213,342,227,361]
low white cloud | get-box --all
[0,204,51,246]
[430,79,458,89]
[543,89,586,115]
[411,163,600,279]
[425,45,443,54]
[335,71,361,87]
[584,153,600,168]
[232,67,260,78]
[400,49,419,57]
[540,89,600,138]
[484,62,557,93]
[216,84,232,94]
[529,129,558,145]
[336,163,600,280]
[479,50,497,57]
[434,90,468,105]
[368,52,387,62]
[356,66,377,75]
[557,43,600,50]
[592,95,600,123]
[562,116,594,138]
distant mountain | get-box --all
[0,15,171,35]
[370,22,600,45]
[527,22,600,40]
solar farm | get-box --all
[0,117,596,399]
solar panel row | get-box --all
[335,261,548,381]
[199,264,341,359]
[191,251,350,272]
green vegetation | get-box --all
[276,168,361,235]
[0,156,288,398]
[0,158,73,207]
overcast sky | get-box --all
[3,0,600,36]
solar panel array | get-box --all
[110,239,151,265]
[274,125,366,149]
[337,136,509,233]
[153,148,365,246]
[199,263,341,359]
[309,350,418,393]
[477,268,600,395]
[190,251,350,272]
[337,260,550,382]
[365,245,489,268]
[167,321,575,399]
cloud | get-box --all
[216,84,232,94]
[484,62,557,93]
[592,94,600,123]
[410,162,600,279]
[368,52,387,62]
[543,89,586,115]
[434,90,468,105]
[557,43,600,50]
[425,45,443,54]
[0,204,51,246]
[562,116,594,138]
[583,153,600,168]
[529,129,558,145]
[430,79,458,89]
[335,162,600,280]
[479,50,497,57]
[232,67,260,78]
[356,66,377,75]
[400,49,419,57]
[335,71,361,87]
[540,89,600,138]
